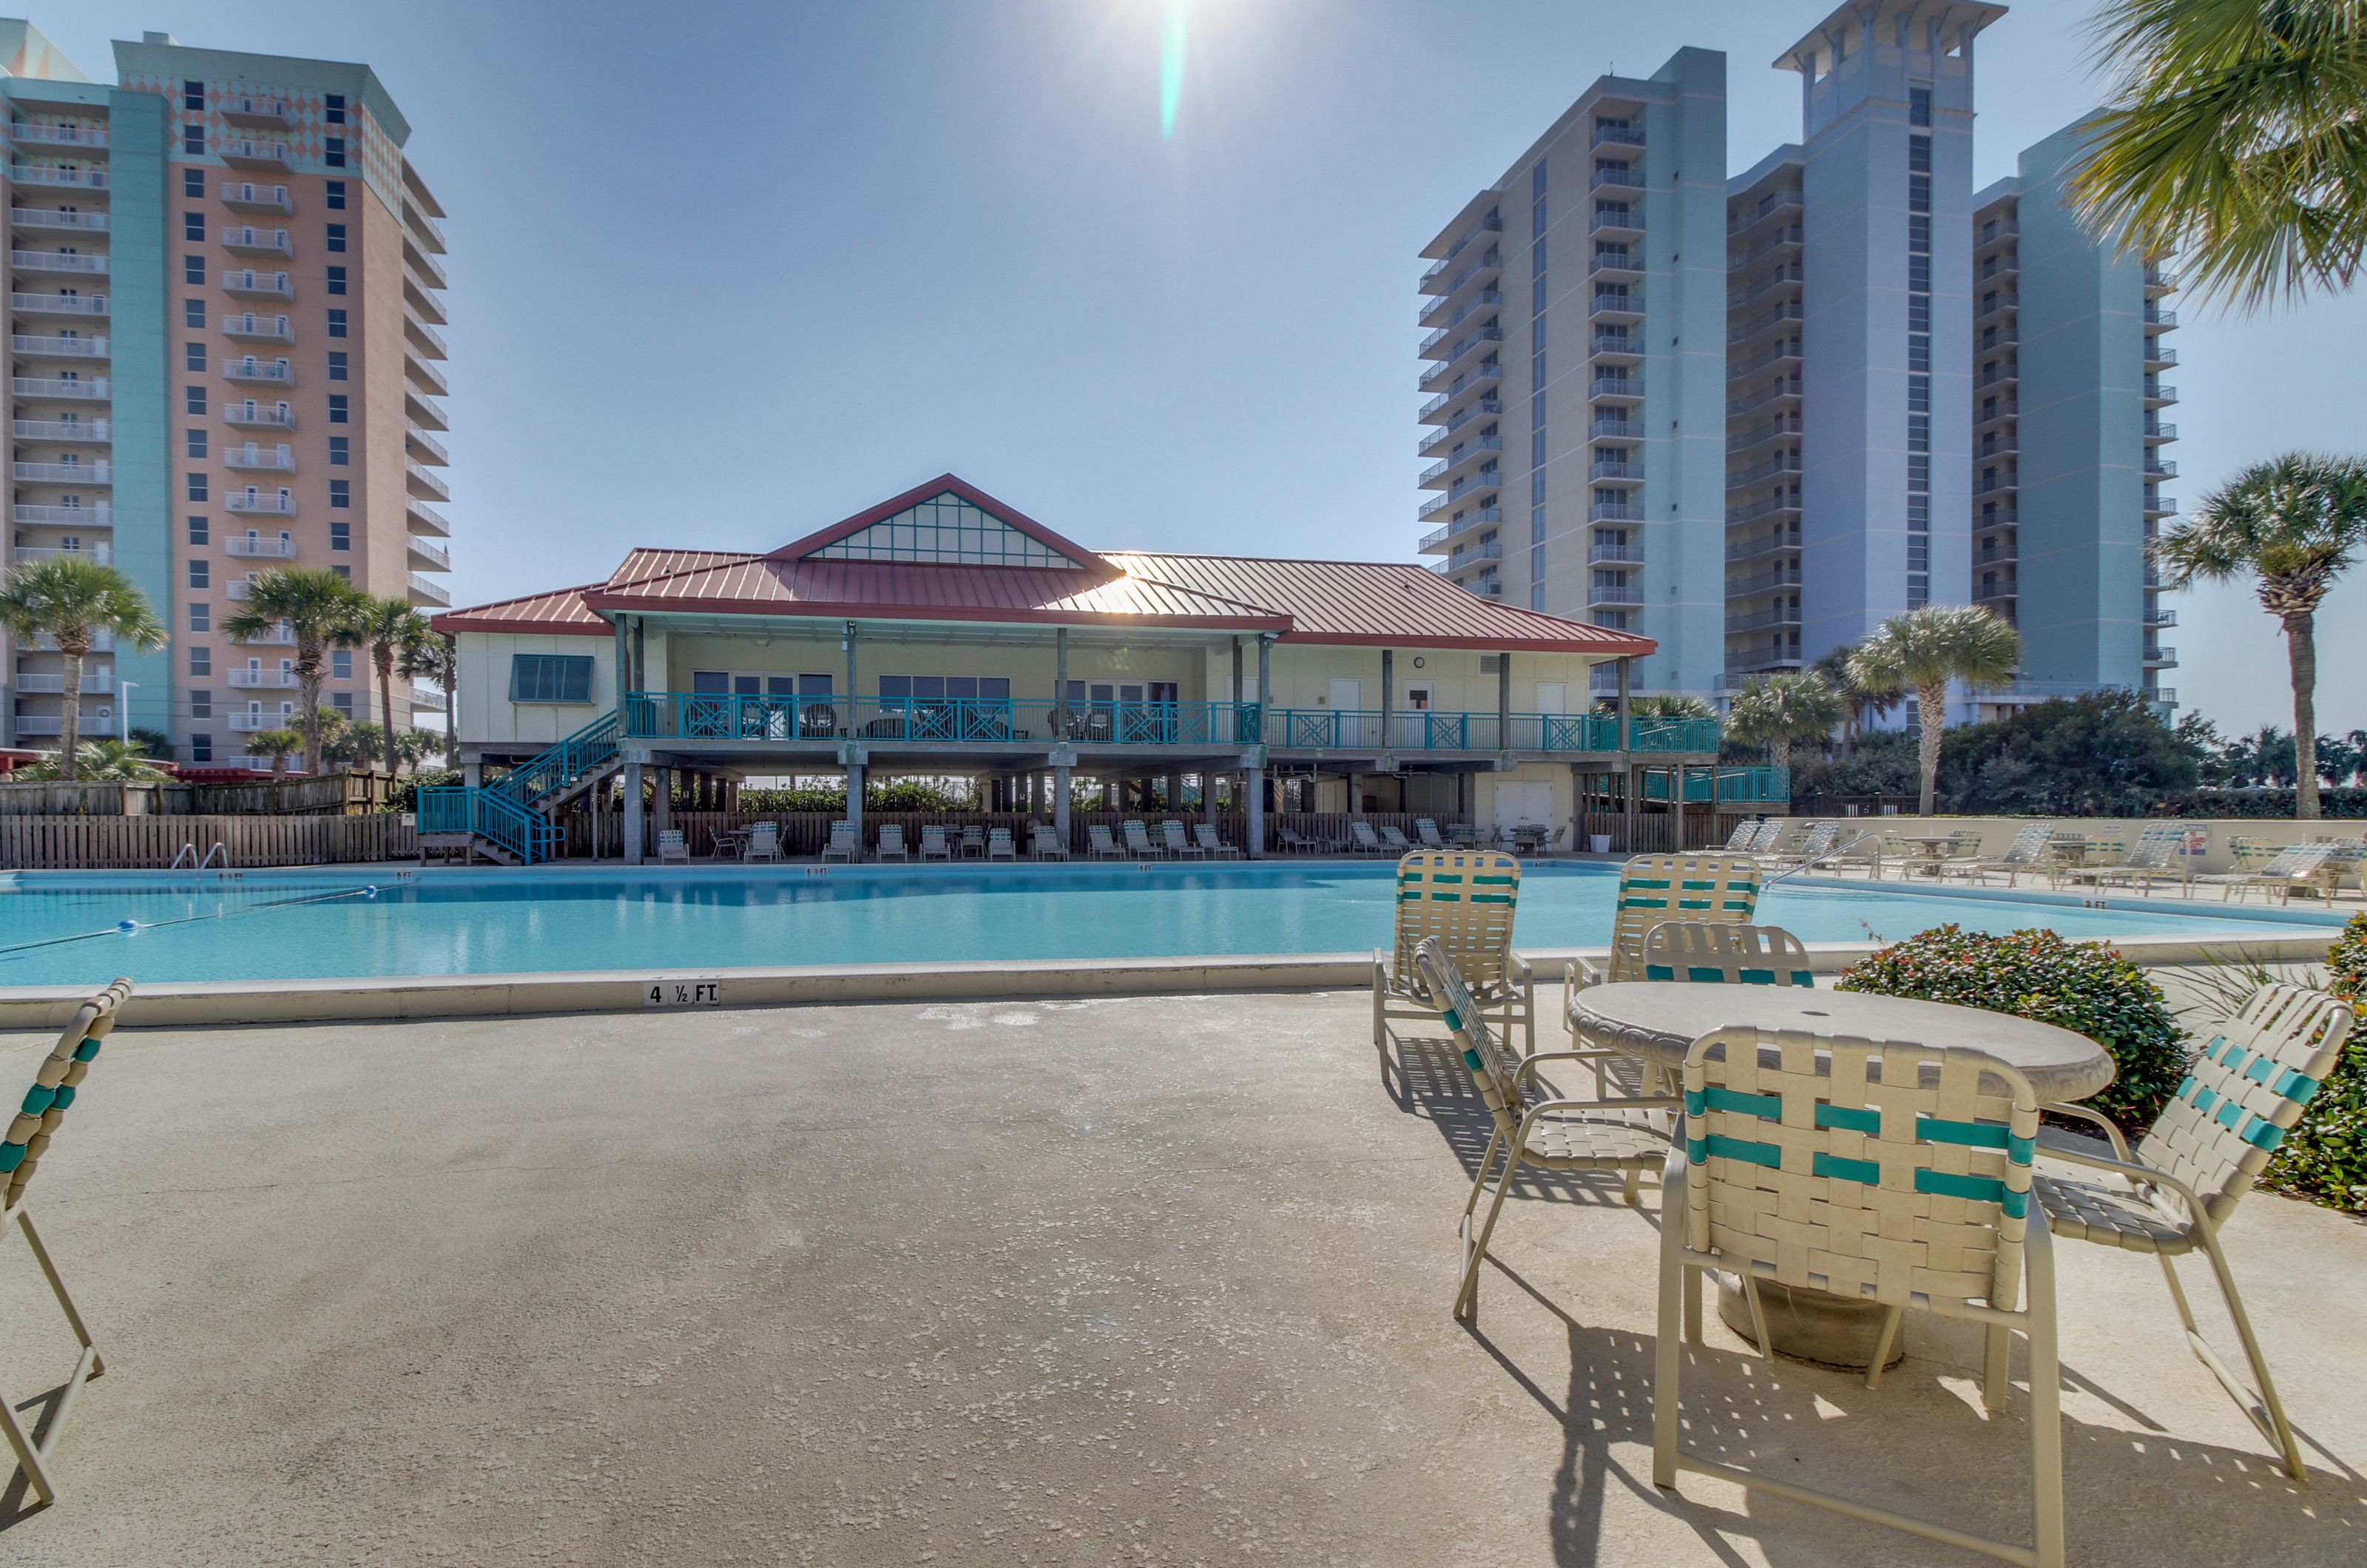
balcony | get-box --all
[11,544,111,565]
[1975,471,2016,495]
[2144,264,2179,292]
[1416,473,1500,521]
[222,312,293,342]
[223,358,294,386]
[1589,166,1646,193]
[1726,604,1801,634]
[10,249,107,275]
[1417,327,1504,389]
[1587,500,1644,524]
[2146,342,2178,368]
[224,492,297,516]
[1979,362,2019,388]
[403,231,448,290]
[11,291,106,317]
[1419,250,1503,315]
[222,269,294,299]
[1723,492,1800,526]
[1422,212,1505,274]
[408,574,453,607]
[230,623,295,646]
[1417,398,1501,457]
[219,181,291,213]
[1976,291,2020,320]
[226,710,296,733]
[408,536,453,572]
[1589,416,1645,442]
[11,334,107,359]
[406,427,450,466]
[1725,642,1803,670]
[1587,578,1644,608]
[9,123,107,149]
[32,629,112,652]
[14,419,109,442]
[1726,453,1800,488]
[13,503,109,526]
[1725,377,1800,419]
[1415,361,1502,421]
[10,715,64,737]
[1727,263,1803,310]
[1587,374,1642,400]
[1978,217,2021,247]
[405,348,451,397]
[12,376,108,400]
[1587,539,1641,565]
[1973,578,2019,604]
[1727,565,1803,598]
[223,402,296,430]
[1726,528,1800,561]
[2144,646,2179,667]
[2145,421,2178,443]
[9,209,107,234]
[223,533,297,558]
[2147,608,2179,629]
[1976,542,2018,566]
[403,195,448,255]
[223,444,296,472]
[226,668,298,687]
[410,683,445,710]
[404,311,449,360]
[1588,288,1644,320]
[2146,382,2178,407]
[407,461,451,502]
[1588,206,1644,237]
[1415,508,1499,552]
[1418,436,1503,488]
[1977,399,2019,427]
[1590,124,1644,149]
[220,226,293,257]
[8,165,106,190]
[1726,337,1801,383]
[1588,247,1644,278]
[2144,307,2179,329]
[1977,434,2019,460]
[1589,331,1642,357]
[2145,458,2179,479]
[1727,226,1803,274]
[15,670,113,692]
[1588,459,1641,483]
[12,460,109,484]
[220,95,294,128]
[1727,300,1803,345]
[1417,288,1502,354]
[1728,190,1803,235]
[219,138,292,170]
[223,578,257,602]
[2146,494,2178,517]
[1432,541,1503,575]
[1727,413,1802,454]
[405,267,449,325]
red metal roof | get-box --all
[433,580,611,636]
[768,474,1108,570]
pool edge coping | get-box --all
[0,928,2334,1030]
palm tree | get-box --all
[1724,672,1846,772]
[0,558,167,782]
[220,567,365,777]
[1630,693,1716,719]
[342,595,432,778]
[1847,605,2023,816]
[19,738,171,782]
[246,728,303,777]
[400,630,457,770]
[2153,452,2367,819]
[2070,1,2367,311]
[1811,646,1902,752]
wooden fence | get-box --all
[0,771,391,818]
[0,813,416,869]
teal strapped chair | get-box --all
[1653,1024,2064,1568]
[1414,940,1675,1323]
[1564,855,1763,1080]
[1375,851,1533,1092]
[1636,921,1814,988]
[2,978,132,1507]
[2034,981,2354,1482]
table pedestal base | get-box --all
[1717,1274,1905,1371]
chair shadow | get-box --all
[1392,1029,1660,1215]
[1461,1259,2367,1567]
[0,1381,67,1529]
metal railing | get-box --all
[11,291,106,315]
[13,334,108,357]
[13,419,108,441]
[13,377,109,399]
[10,250,107,274]
[13,460,108,482]
[419,787,562,865]
[9,166,106,189]
[9,209,108,232]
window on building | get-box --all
[183,78,205,112]
[325,265,347,295]
[332,564,351,581]
[183,211,205,241]
[189,689,212,720]
[328,436,349,467]
[183,167,203,199]
[511,655,596,703]
[184,254,206,285]
[331,650,354,680]
[184,298,206,329]
[327,351,348,381]
[189,602,209,633]
[186,473,209,502]
[325,223,347,253]
[325,93,346,124]
[328,394,348,424]
[186,428,207,459]
[187,559,209,589]
[325,179,347,210]
[186,386,207,416]
[325,137,346,169]
[1910,85,1932,127]
[331,691,354,717]
[329,521,351,550]
[326,308,348,338]
[185,342,206,373]
[189,646,211,677]
[182,123,204,156]
[187,516,209,547]
[189,734,212,763]
[329,479,350,507]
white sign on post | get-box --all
[645,980,723,1007]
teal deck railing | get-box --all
[417,784,563,863]
[1641,766,1792,804]
[496,709,621,807]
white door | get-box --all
[1535,682,1567,714]
[1327,677,1363,711]
[1493,780,1555,834]
[1328,678,1368,746]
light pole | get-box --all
[118,680,137,744]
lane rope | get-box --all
[0,883,384,959]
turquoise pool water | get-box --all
[0,864,2340,989]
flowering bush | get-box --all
[1835,925,2185,1132]
[2260,913,2367,1211]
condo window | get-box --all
[186,429,208,459]
[333,565,351,582]
[183,168,203,198]
[183,124,204,156]
[189,646,211,676]
[187,516,209,547]
[1910,87,1932,127]
[511,655,596,705]
[325,223,347,253]
[325,94,346,125]
[189,689,212,720]
[325,180,347,211]
[328,395,348,424]
[328,351,348,381]
[331,692,354,717]
[326,266,347,295]
[189,603,209,633]
[186,387,207,416]
[183,79,205,112]
[332,651,354,680]
[328,436,349,466]
[327,308,348,338]
[325,138,346,169]
[185,298,206,328]
[188,560,210,589]
[329,521,351,550]
[329,479,351,507]
[187,473,209,502]
[189,735,212,763]
[184,255,206,285]
[186,342,206,372]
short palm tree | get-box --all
[245,728,303,777]
[399,628,457,770]
[220,567,365,777]
[2154,451,2367,819]
[19,738,171,782]
[342,595,433,778]
[1630,692,1716,719]
[0,558,167,782]
[1848,605,2023,816]
[1724,672,1846,772]
[2070,0,2367,311]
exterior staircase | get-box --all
[417,710,621,865]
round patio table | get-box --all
[1895,834,1964,876]
[1566,982,2115,1368]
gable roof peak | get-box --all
[770,473,1109,572]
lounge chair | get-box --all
[1088,824,1127,860]
[2034,981,2353,1481]
[1379,824,1414,852]
[1744,820,1789,855]
[875,824,910,862]
[986,827,1016,860]
[1655,1025,2062,1568]
[1718,820,1758,852]
[1759,820,1838,873]
[1348,820,1385,854]
[1414,940,1667,1325]
[959,825,987,859]
[1030,823,1070,860]
[740,822,783,863]
[1414,817,1447,849]
[1193,822,1241,858]
[1,978,132,1505]
[2192,842,2337,904]
[1163,820,1204,858]
[1277,825,1321,855]
[656,828,690,864]
[1958,822,2056,887]
[1566,853,1763,993]
[2057,822,2192,896]
[1122,819,1159,857]
[1376,853,1535,1093]
[1932,827,1988,879]
[919,825,953,862]
[820,820,860,862]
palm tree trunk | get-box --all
[58,646,84,783]
[297,650,325,777]
[2286,610,2320,820]
[376,646,401,777]
[1917,680,1945,816]
[1770,736,1792,771]
[442,637,458,771]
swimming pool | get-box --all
[0,862,2342,989]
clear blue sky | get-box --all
[45,0,2367,735]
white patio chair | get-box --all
[875,824,910,862]
[919,825,953,862]
[740,822,783,863]
[1414,817,1447,848]
[2057,822,2189,896]
[1958,822,2056,887]
[1030,823,1070,860]
[1088,824,1127,860]
[1194,823,1241,859]
[1379,824,1414,852]
[1376,852,1535,1092]
[2192,842,2336,905]
[1718,820,1757,852]
[986,827,1016,860]
[656,828,690,864]
[1163,820,1204,858]
[1121,819,1159,857]
[820,820,860,862]
[1349,820,1385,854]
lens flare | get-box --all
[1160,0,1187,138]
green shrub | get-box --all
[2258,913,2367,1211]
[1835,925,2186,1133]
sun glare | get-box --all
[1160,0,1189,138]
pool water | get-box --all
[0,864,2339,989]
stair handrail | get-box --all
[496,708,621,809]
[198,842,229,871]
[169,842,199,872]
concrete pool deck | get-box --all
[2,986,2364,1564]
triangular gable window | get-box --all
[808,492,1082,569]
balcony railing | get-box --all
[13,503,109,525]
[220,96,294,127]
[1589,460,1640,483]
[223,404,296,429]
[1417,289,1502,354]
[9,209,107,233]
[1590,124,1644,149]
[1977,291,2020,318]
[409,574,452,606]
[222,270,294,298]
[1726,338,1801,385]
[1590,166,1645,191]
[1728,565,1803,597]
[407,427,450,465]
[1723,493,1800,525]
[1417,398,1501,456]
[1588,374,1641,400]
[220,226,293,254]
[407,460,452,501]
[13,544,111,565]
[9,249,107,275]
[1589,331,1641,356]
[9,333,107,360]
[226,710,299,733]
[13,376,108,399]
[1588,541,1641,564]
[224,493,297,515]
[408,536,452,571]
[224,534,297,558]
[1726,604,1801,634]
[219,139,292,167]
[1727,413,1802,453]
[1589,417,1645,441]
[223,445,295,471]
[1415,361,1502,420]
[226,669,298,687]
[1418,436,1503,487]
[2144,646,2178,666]
[10,124,107,149]
[14,419,109,442]
[1725,378,1801,418]
[11,291,106,316]
[1726,528,1800,561]
[1728,226,1803,274]
[405,350,451,396]
[223,359,295,385]
[15,671,113,693]
[1417,326,1504,386]
[1590,288,1642,315]
[1727,263,1803,309]
[222,314,293,342]
[1587,501,1643,524]
[1727,300,1804,343]
[219,181,292,212]
[9,165,106,189]
[13,460,109,483]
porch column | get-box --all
[1247,765,1266,859]
[843,620,859,734]
[655,766,672,834]
[612,617,631,711]
[1380,648,1394,751]
[623,762,646,864]
[463,760,482,789]
[1496,651,1512,747]
[1615,656,1632,747]
[1163,773,1181,812]
[630,618,646,696]
[1256,633,1272,729]
[1054,627,1070,736]
[846,761,865,848]
[1054,763,1072,848]
[1231,638,1246,739]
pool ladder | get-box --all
[169,842,232,873]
